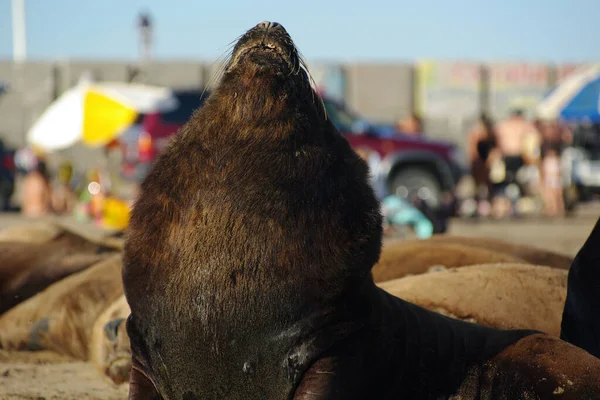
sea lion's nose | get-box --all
[257,21,280,30]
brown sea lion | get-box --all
[122,21,600,399]
[0,255,123,361]
[561,215,600,358]
[0,225,121,314]
[89,294,131,384]
[424,234,573,269]
[372,240,526,282]
[0,220,62,243]
[378,263,567,336]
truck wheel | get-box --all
[390,167,443,209]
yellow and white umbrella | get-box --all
[27,81,179,151]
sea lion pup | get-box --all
[378,263,567,336]
[372,240,526,282]
[0,226,120,314]
[0,255,123,362]
[561,216,600,358]
[122,21,600,399]
[425,234,573,270]
[89,294,131,384]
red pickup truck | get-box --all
[124,89,467,209]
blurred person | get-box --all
[51,161,76,215]
[21,159,52,218]
[397,112,423,136]
[539,144,564,217]
[493,109,541,217]
[538,120,571,216]
[466,113,498,215]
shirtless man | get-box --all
[495,109,539,179]
[492,109,540,217]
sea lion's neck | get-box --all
[196,76,321,145]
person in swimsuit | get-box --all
[467,113,498,215]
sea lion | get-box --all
[372,240,526,282]
[561,215,600,358]
[0,226,121,314]
[89,294,131,384]
[378,263,567,336]
[122,21,600,399]
[424,234,573,269]
[0,220,62,243]
[0,255,123,361]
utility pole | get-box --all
[134,11,153,83]
[12,0,27,63]
[12,0,28,146]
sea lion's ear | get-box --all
[128,364,162,400]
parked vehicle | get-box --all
[562,123,600,202]
[118,89,211,181]
[323,97,468,209]
[120,89,468,209]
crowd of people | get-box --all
[466,108,572,218]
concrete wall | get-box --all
[0,59,592,155]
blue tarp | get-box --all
[559,76,600,123]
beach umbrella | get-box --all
[27,81,178,152]
[536,64,600,122]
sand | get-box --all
[0,350,128,400]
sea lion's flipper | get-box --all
[561,216,600,358]
[129,364,163,400]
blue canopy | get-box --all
[537,64,600,123]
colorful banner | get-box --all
[487,63,550,119]
[555,63,592,83]
[415,60,482,118]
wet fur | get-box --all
[0,227,121,314]
[372,241,526,282]
[123,22,600,399]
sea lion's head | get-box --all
[227,21,301,77]
[206,21,325,134]
[123,21,382,400]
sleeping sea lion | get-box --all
[0,225,121,314]
[122,21,600,399]
[424,234,573,270]
[0,255,123,361]
[0,221,62,243]
[561,215,600,358]
[372,240,526,282]
[378,263,567,336]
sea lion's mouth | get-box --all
[227,21,299,73]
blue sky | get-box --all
[0,0,598,62]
